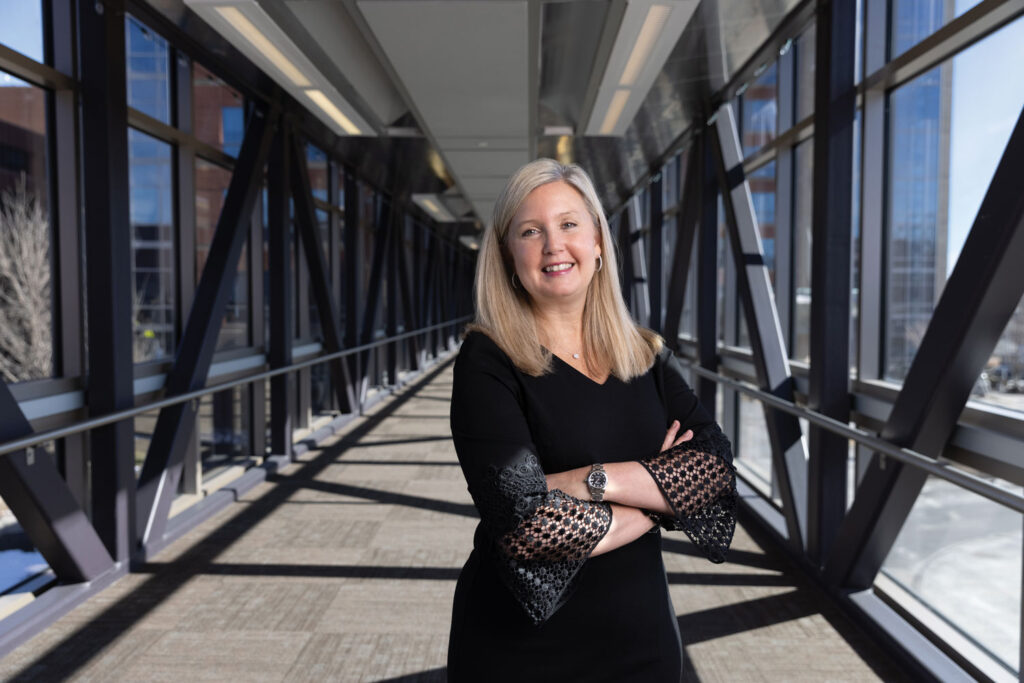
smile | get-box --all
[542,263,574,273]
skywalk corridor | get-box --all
[0,359,906,682]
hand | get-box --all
[545,468,589,499]
[660,419,693,453]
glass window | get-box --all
[0,74,52,381]
[739,62,778,156]
[739,160,777,348]
[0,1,44,63]
[680,238,698,338]
[125,16,170,124]
[881,475,1020,675]
[884,15,1024,383]
[890,0,985,59]
[198,384,252,478]
[737,393,778,505]
[795,24,816,122]
[192,62,243,156]
[307,144,328,203]
[128,128,175,363]
[196,158,249,351]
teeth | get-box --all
[543,263,573,272]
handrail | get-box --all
[679,359,1024,515]
[0,316,472,457]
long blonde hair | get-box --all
[469,158,661,379]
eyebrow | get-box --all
[514,210,580,229]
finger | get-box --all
[670,429,694,449]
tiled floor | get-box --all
[0,360,907,682]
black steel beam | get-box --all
[289,129,355,414]
[78,0,136,562]
[396,218,422,372]
[136,106,276,547]
[823,101,1024,590]
[649,174,664,333]
[343,170,361,390]
[696,133,719,408]
[358,198,391,395]
[0,383,113,581]
[663,148,701,349]
[268,124,294,458]
[807,0,858,566]
[711,105,807,551]
[386,209,399,384]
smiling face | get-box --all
[504,181,602,312]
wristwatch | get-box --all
[586,463,607,502]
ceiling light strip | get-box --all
[215,6,310,87]
[600,89,632,135]
[305,89,360,135]
[619,4,672,87]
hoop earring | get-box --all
[511,272,521,290]
[596,255,603,272]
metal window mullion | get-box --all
[79,0,136,562]
[858,0,888,381]
[648,174,664,333]
[51,0,87,506]
[697,133,720,408]
[268,126,293,458]
[775,35,796,353]
[174,47,201,496]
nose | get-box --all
[543,228,565,253]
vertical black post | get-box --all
[386,209,399,385]
[807,0,857,566]
[649,174,664,333]
[617,210,634,313]
[343,170,361,398]
[696,133,719,408]
[268,126,293,458]
[79,0,135,562]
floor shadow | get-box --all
[661,536,785,572]
[6,359,460,682]
[666,571,794,587]
[676,590,818,646]
[136,562,463,581]
[348,436,454,447]
[374,667,447,682]
[329,459,460,467]
[269,477,478,519]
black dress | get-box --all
[447,332,736,682]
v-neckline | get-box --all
[550,352,611,387]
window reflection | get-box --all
[125,16,170,124]
[128,128,175,363]
[795,25,816,122]
[739,63,778,156]
[0,72,52,381]
[885,15,1024,408]
[737,393,778,505]
[881,475,1021,674]
[890,0,984,59]
[0,1,44,64]
[193,62,243,156]
[198,384,252,478]
[195,158,249,351]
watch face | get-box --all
[588,470,607,490]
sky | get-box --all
[0,1,43,87]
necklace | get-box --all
[572,353,580,359]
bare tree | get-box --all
[0,176,51,384]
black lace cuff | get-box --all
[640,424,737,563]
[472,453,612,625]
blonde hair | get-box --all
[468,158,661,379]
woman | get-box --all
[447,159,736,682]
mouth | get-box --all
[541,262,574,273]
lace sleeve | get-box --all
[471,452,611,625]
[640,423,737,563]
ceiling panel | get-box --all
[444,150,530,178]
[357,0,530,140]
[459,177,511,197]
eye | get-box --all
[562,221,577,229]
[521,227,540,237]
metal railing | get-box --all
[679,359,1024,515]
[0,316,472,458]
